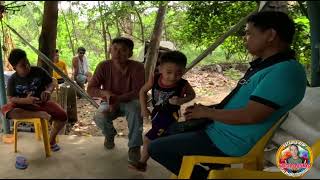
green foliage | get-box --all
[182,1,256,62]
[223,68,243,80]
[1,1,312,76]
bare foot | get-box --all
[37,111,51,120]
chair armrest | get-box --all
[208,168,294,179]
[178,156,253,179]
[312,139,320,158]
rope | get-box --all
[3,21,99,108]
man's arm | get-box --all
[9,96,40,105]
[45,81,55,93]
[170,81,196,105]
[139,73,154,116]
[7,77,40,105]
[87,62,112,98]
[185,100,275,125]
[72,57,78,79]
[63,62,68,77]
[117,64,145,103]
[185,64,307,125]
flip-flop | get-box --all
[15,156,28,170]
[50,144,61,152]
[128,162,147,172]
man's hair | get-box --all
[289,144,300,156]
[160,50,187,68]
[56,49,59,53]
[111,37,134,51]
[77,47,86,53]
[247,11,295,44]
[8,48,27,67]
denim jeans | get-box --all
[148,130,228,178]
[93,99,143,148]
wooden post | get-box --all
[307,1,320,87]
[67,85,78,125]
[37,1,58,75]
[57,83,77,134]
[144,2,167,80]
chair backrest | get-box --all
[245,113,289,157]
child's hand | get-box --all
[40,90,51,103]
[141,108,151,119]
[146,72,154,88]
[24,92,41,107]
[169,96,183,105]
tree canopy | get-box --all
[1,1,311,75]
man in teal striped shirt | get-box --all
[148,11,307,178]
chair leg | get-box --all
[40,119,51,157]
[35,121,42,141]
[170,174,177,179]
[243,161,258,170]
[14,121,18,153]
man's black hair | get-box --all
[289,144,300,156]
[111,37,134,51]
[160,50,187,68]
[247,11,295,44]
[77,47,86,53]
[8,48,27,67]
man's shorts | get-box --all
[145,110,178,140]
[1,101,67,122]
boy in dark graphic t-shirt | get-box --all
[1,49,67,152]
[131,51,196,171]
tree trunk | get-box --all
[1,21,14,71]
[106,24,112,58]
[116,19,121,37]
[69,5,79,46]
[144,2,167,80]
[61,9,75,56]
[37,1,58,75]
[98,1,108,60]
[120,1,133,37]
[307,1,320,87]
[134,7,145,43]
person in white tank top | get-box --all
[72,47,92,98]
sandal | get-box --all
[50,144,61,152]
[128,161,147,172]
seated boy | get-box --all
[1,48,67,151]
[131,51,196,171]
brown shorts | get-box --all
[1,101,67,122]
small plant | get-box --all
[223,68,242,80]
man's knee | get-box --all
[125,99,141,114]
[54,110,68,122]
[93,111,115,124]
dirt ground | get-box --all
[68,65,240,138]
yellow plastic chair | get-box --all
[13,118,52,157]
[176,113,289,179]
[207,139,320,179]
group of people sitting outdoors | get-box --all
[1,11,307,178]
